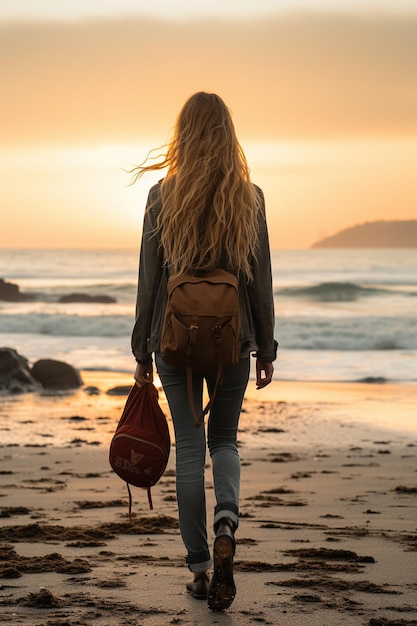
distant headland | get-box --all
[312,220,417,249]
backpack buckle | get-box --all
[212,325,222,345]
[188,325,199,345]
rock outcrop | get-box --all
[0,348,40,394]
[31,359,83,390]
[312,220,417,248]
[0,279,35,302]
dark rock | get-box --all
[58,293,116,304]
[31,359,83,390]
[0,278,35,302]
[106,385,132,396]
[0,348,40,394]
[83,385,101,395]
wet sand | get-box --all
[0,374,416,625]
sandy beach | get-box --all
[1,373,416,626]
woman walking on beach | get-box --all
[131,92,277,611]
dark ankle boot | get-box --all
[186,572,209,599]
[208,517,236,611]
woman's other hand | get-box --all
[256,358,274,389]
[134,362,154,387]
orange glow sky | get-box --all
[1,1,416,249]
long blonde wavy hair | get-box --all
[130,92,261,279]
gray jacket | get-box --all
[131,182,277,364]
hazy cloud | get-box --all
[2,13,417,145]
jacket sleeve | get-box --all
[131,184,164,365]
[246,187,278,362]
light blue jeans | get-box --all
[156,353,250,572]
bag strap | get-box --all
[186,320,225,429]
[126,482,153,526]
[127,482,133,524]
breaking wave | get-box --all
[1,311,417,352]
[279,315,417,351]
[0,312,132,337]
[278,281,413,302]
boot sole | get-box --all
[207,535,236,611]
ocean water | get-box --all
[1,248,416,384]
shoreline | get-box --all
[246,377,417,436]
[0,372,416,450]
[85,371,417,437]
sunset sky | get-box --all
[1,0,416,249]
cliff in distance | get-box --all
[312,220,417,248]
